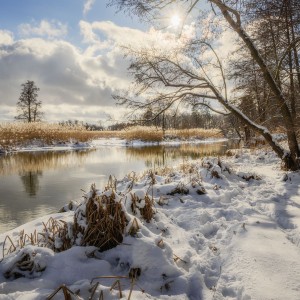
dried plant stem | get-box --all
[128,278,136,300]
[110,280,123,298]
[46,284,81,300]
[89,282,99,300]
[2,235,17,260]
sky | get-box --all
[0,0,232,125]
[0,0,150,124]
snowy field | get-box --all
[0,148,300,299]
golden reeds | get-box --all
[74,184,127,251]
[166,128,223,140]
[0,122,118,150]
[121,126,223,142]
[0,122,224,150]
[120,126,164,142]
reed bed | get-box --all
[0,122,224,150]
[120,126,164,142]
[166,128,223,140]
[121,126,223,142]
[0,122,119,150]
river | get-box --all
[0,140,240,233]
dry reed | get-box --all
[0,122,119,150]
[121,126,164,142]
[128,218,140,237]
[39,217,73,252]
[166,128,223,140]
[74,184,127,251]
[167,182,189,196]
[130,193,154,223]
[46,284,81,300]
[0,123,224,150]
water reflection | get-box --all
[0,149,94,175]
[20,171,43,196]
[0,141,240,233]
[126,140,239,169]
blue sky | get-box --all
[0,0,142,48]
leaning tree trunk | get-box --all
[211,0,300,170]
[206,81,296,170]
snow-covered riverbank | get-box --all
[0,149,300,299]
[0,137,230,154]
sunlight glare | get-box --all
[170,14,181,28]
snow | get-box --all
[1,148,300,299]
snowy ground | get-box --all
[0,148,300,299]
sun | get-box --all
[170,14,181,28]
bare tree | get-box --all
[110,0,300,170]
[15,80,43,122]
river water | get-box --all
[0,140,239,233]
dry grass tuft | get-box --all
[74,184,127,252]
[196,186,207,195]
[130,193,154,223]
[39,217,72,252]
[211,170,221,179]
[1,219,71,259]
[146,170,157,185]
[167,182,189,196]
[128,218,140,237]
[104,175,117,191]
[140,194,154,223]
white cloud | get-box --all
[83,0,95,16]
[42,104,128,123]
[79,20,99,44]
[0,20,197,123]
[19,20,68,39]
[79,20,185,48]
[0,29,132,122]
[0,30,14,45]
